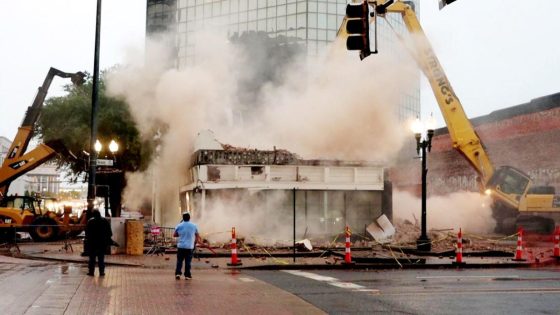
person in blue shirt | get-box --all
[174,212,200,280]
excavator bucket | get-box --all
[71,72,86,86]
[45,139,77,160]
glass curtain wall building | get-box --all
[146,0,420,122]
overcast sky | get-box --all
[1,0,559,140]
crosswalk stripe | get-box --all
[283,270,375,293]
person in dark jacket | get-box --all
[85,210,112,276]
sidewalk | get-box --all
[0,247,325,315]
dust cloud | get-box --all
[195,190,294,245]
[107,30,418,227]
[393,190,496,234]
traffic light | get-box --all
[345,1,371,60]
[439,0,457,10]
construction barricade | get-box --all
[452,228,466,266]
[553,226,560,259]
[513,227,526,261]
[342,225,354,265]
[227,227,242,266]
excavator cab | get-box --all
[0,196,38,232]
[487,166,557,233]
[486,166,531,201]
[485,166,531,231]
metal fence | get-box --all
[144,225,176,249]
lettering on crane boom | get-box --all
[8,146,19,159]
[9,160,28,170]
[425,48,455,105]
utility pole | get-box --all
[87,0,102,216]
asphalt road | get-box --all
[245,267,560,314]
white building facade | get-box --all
[177,131,391,238]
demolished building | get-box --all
[179,131,392,241]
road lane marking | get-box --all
[416,275,519,280]
[239,277,255,282]
[284,270,338,282]
[382,287,560,296]
[329,281,365,290]
[283,270,378,293]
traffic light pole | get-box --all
[87,0,102,217]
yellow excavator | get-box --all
[0,67,87,242]
[340,0,560,233]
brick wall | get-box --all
[391,93,560,196]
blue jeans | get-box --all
[176,248,193,277]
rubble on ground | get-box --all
[145,218,516,260]
[389,218,515,253]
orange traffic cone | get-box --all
[453,228,465,265]
[343,226,354,265]
[513,227,526,261]
[227,227,242,266]
[553,226,560,259]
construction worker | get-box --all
[85,210,113,276]
[174,212,200,280]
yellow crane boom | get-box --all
[339,0,560,233]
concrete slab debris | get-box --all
[367,214,395,244]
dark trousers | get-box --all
[176,248,193,277]
[88,250,106,274]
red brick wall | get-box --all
[391,95,560,196]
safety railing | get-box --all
[144,225,176,255]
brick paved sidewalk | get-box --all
[66,267,324,315]
[0,254,324,315]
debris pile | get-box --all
[194,145,300,166]
[146,218,516,261]
[390,218,515,253]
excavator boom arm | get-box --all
[2,68,84,168]
[0,68,84,196]
[384,1,494,186]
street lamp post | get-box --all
[95,139,119,161]
[94,139,119,217]
[412,117,435,252]
[108,140,119,158]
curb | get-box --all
[19,254,144,267]
[15,253,544,271]
[234,261,533,270]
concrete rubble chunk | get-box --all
[295,239,313,251]
[367,214,396,244]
